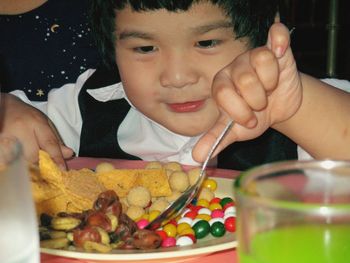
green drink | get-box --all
[234,160,350,263]
[239,224,350,263]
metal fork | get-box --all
[145,120,234,230]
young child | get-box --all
[7,0,350,170]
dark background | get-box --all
[281,0,350,80]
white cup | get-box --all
[0,135,39,263]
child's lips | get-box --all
[167,100,205,113]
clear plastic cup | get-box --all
[0,135,39,263]
[234,160,350,263]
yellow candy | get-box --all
[148,210,161,222]
[163,223,177,237]
[177,222,191,234]
[141,213,149,220]
[209,203,222,211]
[196,214,211,221]
[197,199,209,208]
[179,228,195,236]
[203,178,217,191]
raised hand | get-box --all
[193,23,302,162]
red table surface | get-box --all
[40,157,240,263]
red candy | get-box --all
[168,219,178,226]
[224,217,236,232]
[155,230,168,240]
[136,218,149,229]
[223,202,235,211]
[161,237,177,248]
[209,197,221,204]
[184,210,198,220]
[211,209,224,218]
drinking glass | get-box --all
[234,160,350,263]
[0,135,40,263]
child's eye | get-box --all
[133,46,157,54]
[196,39,221,48]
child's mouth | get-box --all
[167,100,205,113]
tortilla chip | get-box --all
[30,163,62,203]
[135,169,172,197]
[62,169,106,201]
[38,150,63,189]
[97,170,138,197]
[61,168,106,211]
[35,194,81,216]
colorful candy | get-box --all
[137,177,236,248]
[210,221,226,237]
[192,220,210,239]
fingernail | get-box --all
[274,46,284,58]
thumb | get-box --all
[192,117,235,163]
[266,22,290,58]
[60,144,75,159]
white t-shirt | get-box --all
[11,70,350,165]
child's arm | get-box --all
[193,22,350,162]
[0,93,73,169]
[273,74,350,159]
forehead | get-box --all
[115,2,232,35]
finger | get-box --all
[21,136,41,164]
[35,127,70,171]
[266,22,290,58]
[213,71,257,128]
[1,129,41,164]
[250,47,279,92]
[192,116,236,163]
[60,145,75,159]
[231,68,267,111]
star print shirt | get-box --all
[0,0,101,101]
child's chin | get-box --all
[167,123,211,137]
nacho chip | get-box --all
[135,169,172,197]
[35,194,81,216]
[30,163,62,203]
[63,168,106,201]
[61,168,106,210]
[38,150,63,189]
[97,170,138,197]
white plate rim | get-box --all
[40,177,236,261]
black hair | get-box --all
[90,0,279,68]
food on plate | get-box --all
[134,169,172,197]
[149,197,169,212]
[162,161,183,172]
[144,161,163,169]
[95,162,115,173]
[126,205,145,220]
[97,167,171,197]
[33,152,236,252]
[31,151,172,216]
[32,151,107,215]
[126,186,151,208]
[169,171,190,192]
[40,190,162,252]
[187,167,201,186]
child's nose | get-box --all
[159,53,198,88]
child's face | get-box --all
[115,2,248,136]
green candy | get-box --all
[220,197,233,207]
[193,220,210,239]
[210,221,226,237]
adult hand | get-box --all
[0,93,74,169]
